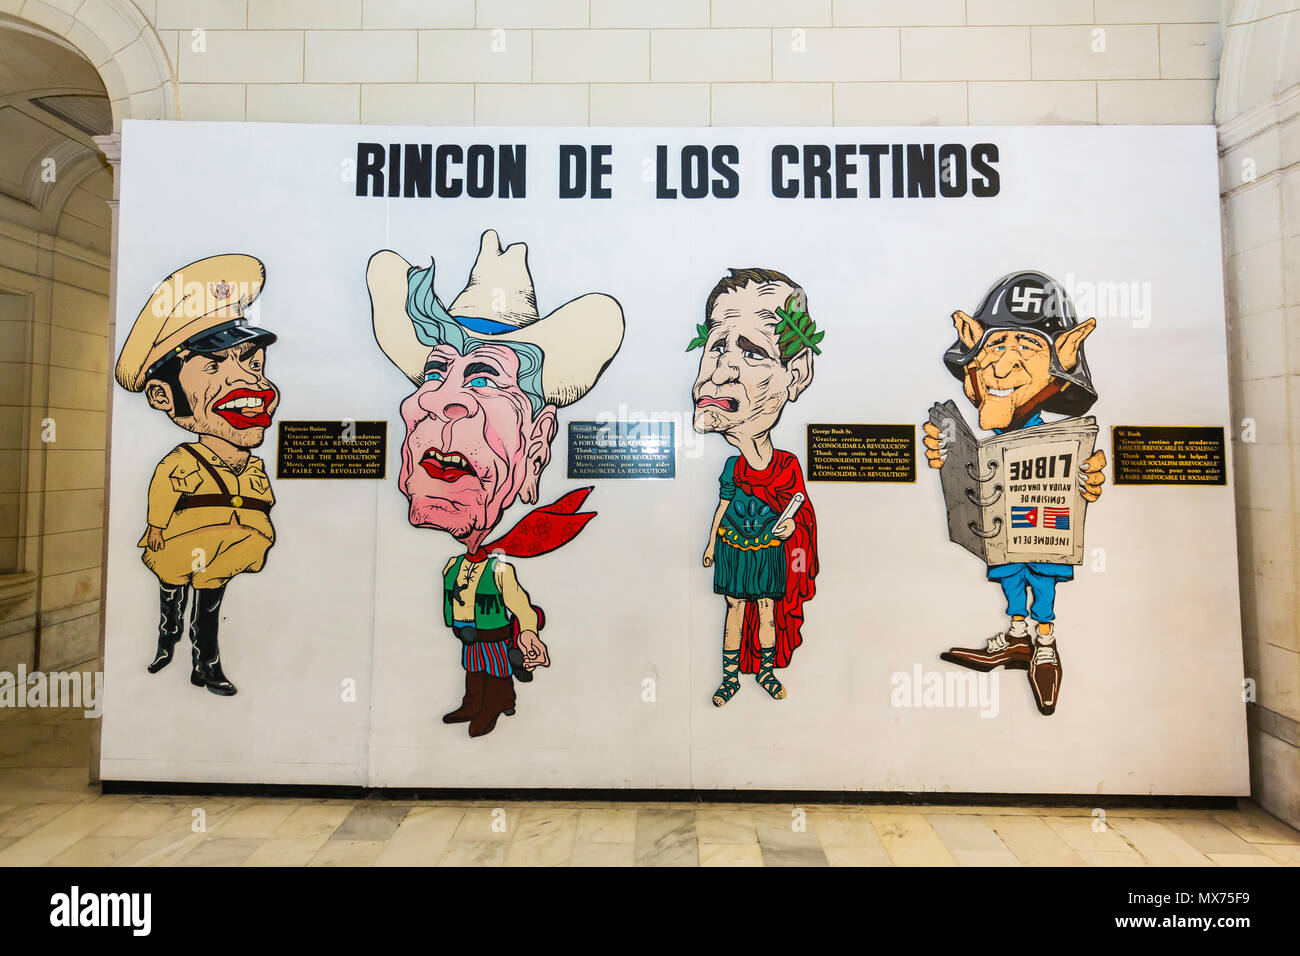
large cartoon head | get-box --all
[116,254,279,448]
[690,268,820,444]
[144,342,279,449]
[943,271,1098,431]
[368,230,624,547]
[399,334,555,541]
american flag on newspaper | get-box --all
[1043,507,1070,530]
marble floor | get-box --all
[1,681,1297,867]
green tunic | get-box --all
[712,456,786,600]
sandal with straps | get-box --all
[755,647,787,700]
[712,649,741,707]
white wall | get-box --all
[100,120,1247,795]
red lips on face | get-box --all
[419,447,478,483]
[212,387,276,429]
[696,395,739,412]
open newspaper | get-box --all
[927,400,1097,566]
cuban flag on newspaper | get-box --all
[1011,506,1038,528]
[1043,507,1070,530]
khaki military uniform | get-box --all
[117,253,277,696]
[140,442,276,588]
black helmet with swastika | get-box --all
[942,270,1098,417]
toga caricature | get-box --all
[689,268,822,707]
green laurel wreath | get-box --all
[685,293,825,356]
[685,323,709,352]
[774,293,823,357]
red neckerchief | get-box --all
[464,487,597,562]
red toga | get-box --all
[733,451,818,674]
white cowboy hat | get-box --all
[368,229,624,408]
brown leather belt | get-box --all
[175,444,272,514]
[175,494,271,513]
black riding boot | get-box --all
[147,583,190,674]
[190,584,237,696]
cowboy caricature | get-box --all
[115,255,279,696]
[922,271,1106,715]
[690,268,822,707]
[367,230,624,738]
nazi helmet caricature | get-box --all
[942,271,1098,421]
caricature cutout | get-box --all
[689,268,821,706]
[922,271,1106,715]
[367,230,624,738]
[114,255,280,696]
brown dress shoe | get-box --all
[443,671,486,723]
[1028,639,1062,715]
[941,629,1033,672]
[469,675,517,738]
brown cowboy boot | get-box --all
[941,619,1033,672]
[469,675,516,738]
[1027,626,1062,716]
[443,671,485,723]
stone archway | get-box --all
[3,0,179,129]
[0,1,178,782]
[0,15,117,674]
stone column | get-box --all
[88,132,120,787]
[1218,4,1300,829]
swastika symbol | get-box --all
[1010,285,1044,313]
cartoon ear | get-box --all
[144,380,176,415]
[519,405,559,505]
[952,310,983,349]
[1054,317,1096,370]
[786,347,814,402]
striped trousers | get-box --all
[462,639,512,678]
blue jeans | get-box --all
[987,563,1074,623]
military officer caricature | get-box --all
[114,255,280,696]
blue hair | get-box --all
[404,259,547,416]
